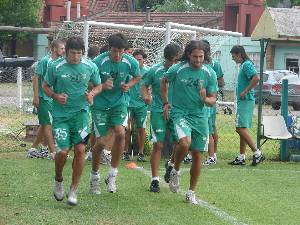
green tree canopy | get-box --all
[0,0,42,53]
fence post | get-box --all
[280,79,289,161]
[16,67,23,109]
[83,17,89,58]
[164,22,171,47]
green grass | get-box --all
[1,152,300,225]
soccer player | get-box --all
[123,49,150,162]
[43,36,102,206]
[27,39,65,160]
[90,33,141,194]
[161,40,217,204]
[202,40,225,166]
[141,43,182,193]
[229,45,265,166]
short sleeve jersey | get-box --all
[92,52,140,109]
[165,61,218,116]
[142,62,173,113]
[236,60,257,101]
[205,62,219,117]
[129,65,150,108]
[44,57,101,117]
[211,59,224,79]
[35,54,55,101]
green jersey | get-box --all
[210,59,223,79]
[35,54,56,101]
[236,60,257,101]
[142,62,173,113]
[92,52,140,109]
[165,61,217,116]
[129,65,150,108]
[45,57,101,117]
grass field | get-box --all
[1,152,300,225]
[0,108,299,225]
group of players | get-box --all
[27,32,265,206]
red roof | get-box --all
[87,11,223,28]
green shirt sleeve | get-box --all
[129,56,140,77]
[206,69,218,95]
[165,63,178,82]
[243,60,257,79]
[44,63,55,87]
[89,62,101,85]
[142,68,154,87]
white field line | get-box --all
[199,168,300,173]
[137,167,247,225]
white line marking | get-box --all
[137,167,247,225]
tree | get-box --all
[135,0,166,11]
[155,0,226,12]
[0,0,42,55]
[291,0,300,5]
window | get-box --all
[245,14,251,37]
[248,52,260,71]
[286,57,299,74]
[60,16,66,22]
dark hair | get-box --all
[99,45,109,54]
[201,39,212,64]
[50,39,65,50]
[108,33,128,49]
[164,43,182,61]
[181,40,209,62]
[230,45,250,62]
[65,36,85,55]
[133,49,147,59]
[125,43,133,50]
[87,45,100,59]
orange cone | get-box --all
[125,162,138,169]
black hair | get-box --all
[108,33,128,49]
[87,45,100,59]
[180,40,209,62]
[230,45,250,62]
[201,39,212,64]
[164,43,182,61]
[65,36,85,55]
[133,49,147,59]
[125,43,133,50]
[99,45,109,54]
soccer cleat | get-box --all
[149,180,160,193]
[251,154,265,166]
[164,164,173,183]
[53,180,64,201]
[85,150,92,161]
[183,154,192,164]
[101,149,112,165]
[122,152,131,161]
[137,153,146,162]
[90,172,101,195]
[169,169,180,193]
[185,190,198,205]
[228,157,246,165]
[202,157,216,166]
[26,148,42,158]
[105,174,117,193]
[67,188,77,206]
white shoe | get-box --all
[185,190,198,204]
[105,173,117,193]
[26,148,40,158]
[169,169,180,193]
[85,150,92,161]
[47,152,56,160]
[90,172,101,195]
[101,149,112,165]
[67,187,77,206]
[53,180,64,201]
[202,157,216,166]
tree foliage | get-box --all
[291,0,300,5]
[0,0,42,44]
